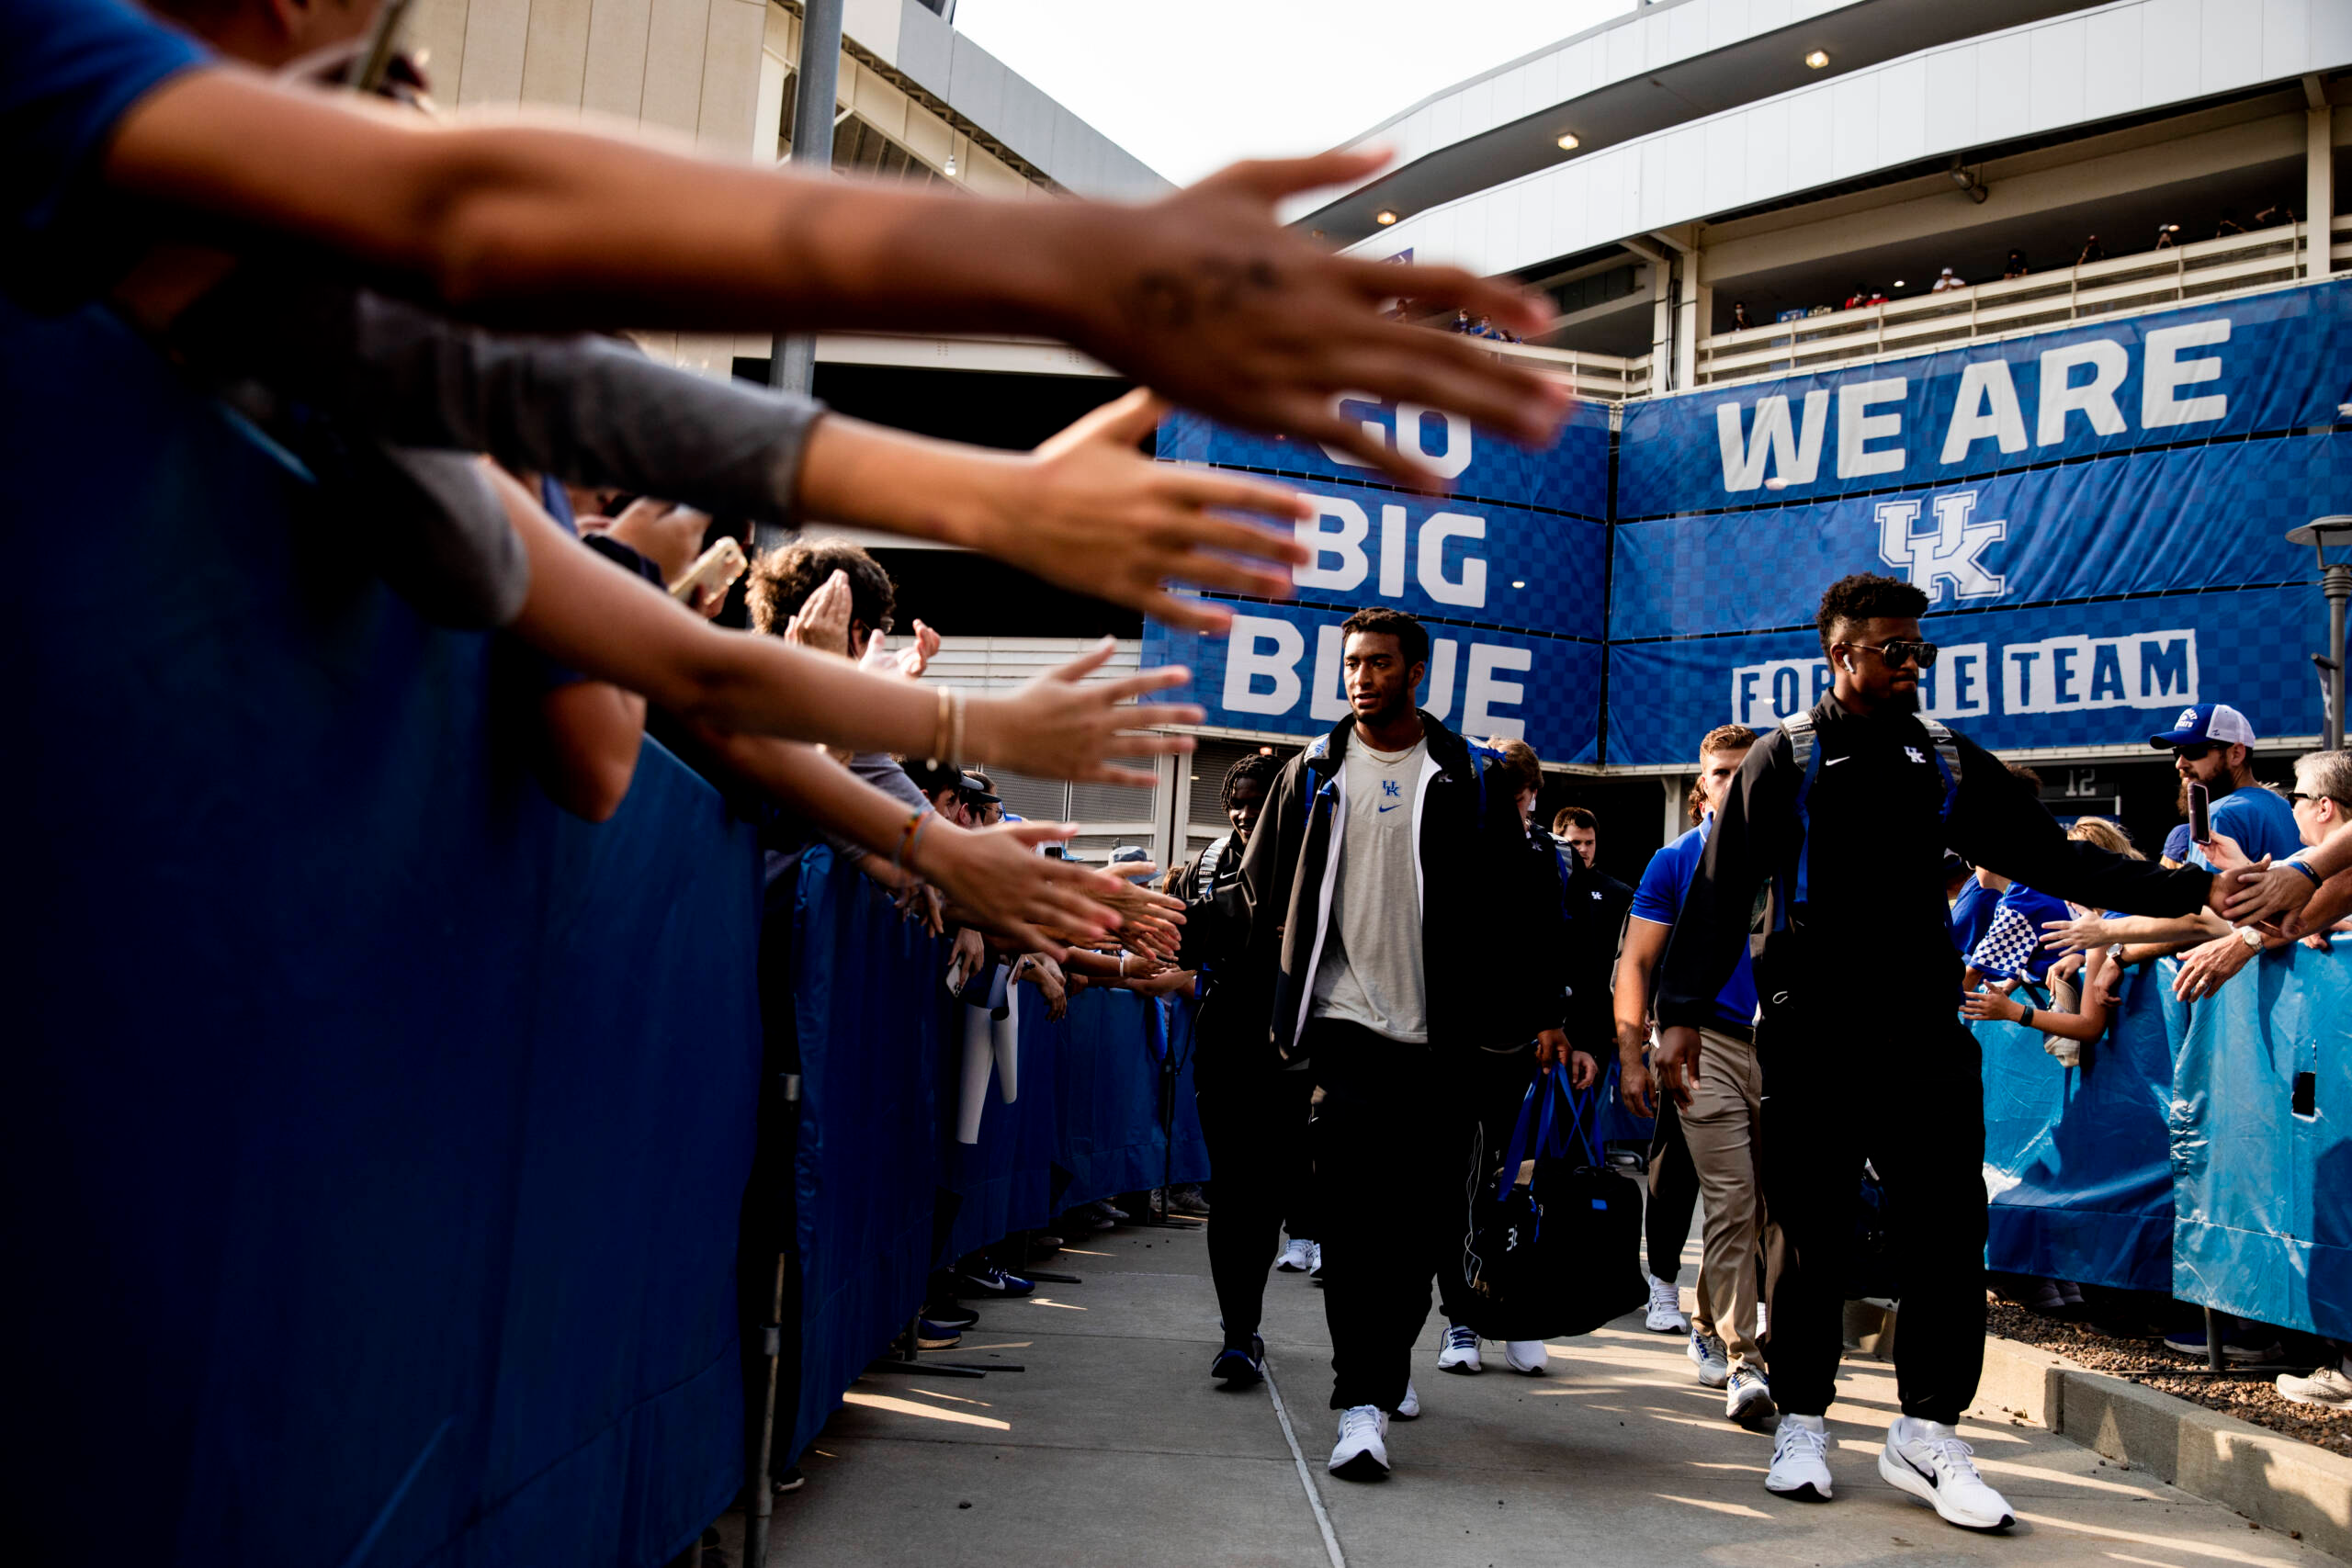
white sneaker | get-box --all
[1688,1326,1730,1388]
[1437,1323,1482,1374]
[1308,1242,1324,1273]
[1393,1378,1420,1420]
[2278,1362,2352,1409]
[1329,1404,1390,1481]
[1725,1366,1776,1427]
[1645,1275,1689,1333]
[1879,1416,2015,1530]
[1276,1237,1314,1272]
[1765,1414,1833,1501]
[1503,1339,1548,1374]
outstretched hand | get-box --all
[967,638,1202,787]
[1059,151,1570,490]
[784,569,853,659]
[968,389,1314,635]
[920,818,1136,956]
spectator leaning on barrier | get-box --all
[1178,607,1585,1483]
[2170,750,2352,1002]
[2220,756,2352,936]
[1657,572,2224,1532]
[1613,724,1772,1426]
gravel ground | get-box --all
[1986,1298,2352,1459]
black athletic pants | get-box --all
[1432,1043,1544,1325]
[1194,1057,1317,1349]
[1312,1020,1480,1411]
[1761,1010,1987,1424]
[1645,1093,1701,1284]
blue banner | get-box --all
[1260,471,1606,637]
[1618,281,2352,516]
[1605,586,2326,767]
[1610,432,2345,640]
[1159,393,1612,521]
[1149,606,1602,765]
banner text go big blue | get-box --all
[1152,283,2349,768]
[1150,396,1611,763]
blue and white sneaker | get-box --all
[1725,1365,1775,1427]
[1689,1326,1730,1388]
[1211,1332,1266,1386]
[956,1264,1035,1297]
[915,1317,963,1349]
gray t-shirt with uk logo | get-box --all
[1309,735,1430,1043]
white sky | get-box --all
[953,0,1636,186]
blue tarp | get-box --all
[788,852,1207,1463]
[1977,964,2180,1292]
[4,299,763,1566]
[2173,942,2352,1339]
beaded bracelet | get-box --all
[889,809,924,877]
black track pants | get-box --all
[1760,1012,1988,1424]
[1195,1059,1317,1348]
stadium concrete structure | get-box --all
[412,0,2352,884]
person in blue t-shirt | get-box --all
[1612,724,1774,1428]
[2149,703,2302,870]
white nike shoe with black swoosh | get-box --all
[1878,1416,2015,1530]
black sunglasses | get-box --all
[1849,637,1939,670]
[2172,742,2218,761]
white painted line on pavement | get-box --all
[1261,1357,1348,1568]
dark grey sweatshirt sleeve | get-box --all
[173,271,824,524]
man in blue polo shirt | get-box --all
[1613,723,1774,1428]
[2149,703,2301,870]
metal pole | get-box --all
[770,0,844,397]
[741,1255,786,1568]
[2324,563,2348,751]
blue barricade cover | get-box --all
[5,300,762,1566]
[788,856,1208,1461]
[2172,942,2352,1339]
[1977,964,2178,1292]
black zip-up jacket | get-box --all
[1559,852,1634,1056]
[1657,695,2211,1030]
[1180,710,1572,1069]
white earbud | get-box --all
[1841,657,1856,673]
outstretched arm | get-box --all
[492,465,1202,781]
[105,66,1565,484]
[1949,733,2212,916]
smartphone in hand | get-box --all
[2188,781,2211,843]
[670,536,747,611]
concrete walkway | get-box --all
[747,1222,2338,1568]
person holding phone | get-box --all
[1655,573,2227,1533]
[2147,704,2302,872]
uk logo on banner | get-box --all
[1876,491,2007,604]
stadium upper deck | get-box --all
[1308,0,2350,395]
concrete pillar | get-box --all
[1649,260,1674,389]
[1676,262,1707,389]
[2310,100,2335,279]
[1661,776,1684,843]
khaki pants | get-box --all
[1685,1025,1770,1372]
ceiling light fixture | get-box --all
[1556,132,1581,151]
[1374,209,1399,226]
[1892,279,1905,288]
[1804,49,1830,68]
[944,153,958,176]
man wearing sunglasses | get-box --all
[1652,572,2224,1533]
[2148,704,2302,873]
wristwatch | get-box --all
[2236,926,2264,950]
[2105,942,2126,960]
